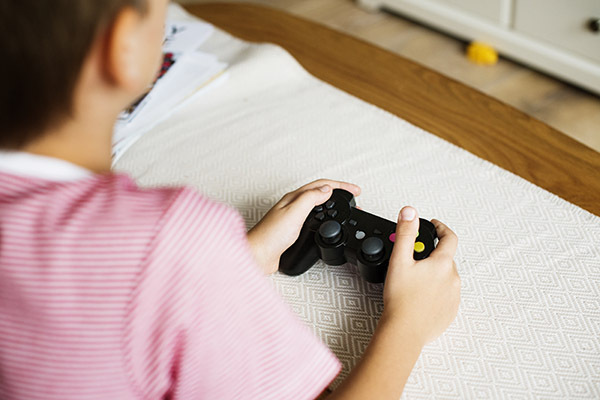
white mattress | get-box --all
[114,5,600,398]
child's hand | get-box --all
[247,179,361,275]
[382,206,460,344]
[325,207,459,399]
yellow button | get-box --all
[414,241,425,253]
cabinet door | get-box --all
[429,0,508,24]
[515,0,600,63]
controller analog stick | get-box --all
[319,220,343,244]
[361,237,384,261]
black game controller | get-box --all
[279,189,437,283]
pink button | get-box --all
[389,233,396,243]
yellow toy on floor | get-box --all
[467,41,498,65]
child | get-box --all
[0,0,460,399]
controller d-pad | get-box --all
[314,212,325,221]
[327,209,338,218]
[313,205,324,213]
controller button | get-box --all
[414,241,425,253]
[373,228,382,235]
[416,231,420,238]
[361,237,385,260]
[314,212,326,221]
[349,219,357,226]
[327,209,338,218]
[313,205,324,212]
[389,233,396,243]
[319,220,343,244]
[355,230,366,240]
[325,200,336,209]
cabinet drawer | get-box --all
[429,0,507,24]
[514,0,600,63]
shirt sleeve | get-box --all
[122,187,341,399]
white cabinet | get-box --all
[357,0,600,95]
[514,0,600,64]
[428,0,509,25]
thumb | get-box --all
[390,206,419,264]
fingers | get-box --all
[288,185,335,214]
[430,219,458,261]
[279,179,361,207]
[299,179,361,197]
[389,206,420,264]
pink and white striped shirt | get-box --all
[0,153,341,399]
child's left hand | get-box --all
[247,179,361,274]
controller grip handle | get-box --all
[279,231,320,276]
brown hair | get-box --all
[0,0,147,149]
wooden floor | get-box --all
[179,0,600,153]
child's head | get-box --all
[0,0,167,149]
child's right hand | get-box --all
[382,206,460,345]
[327,207,459,399]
